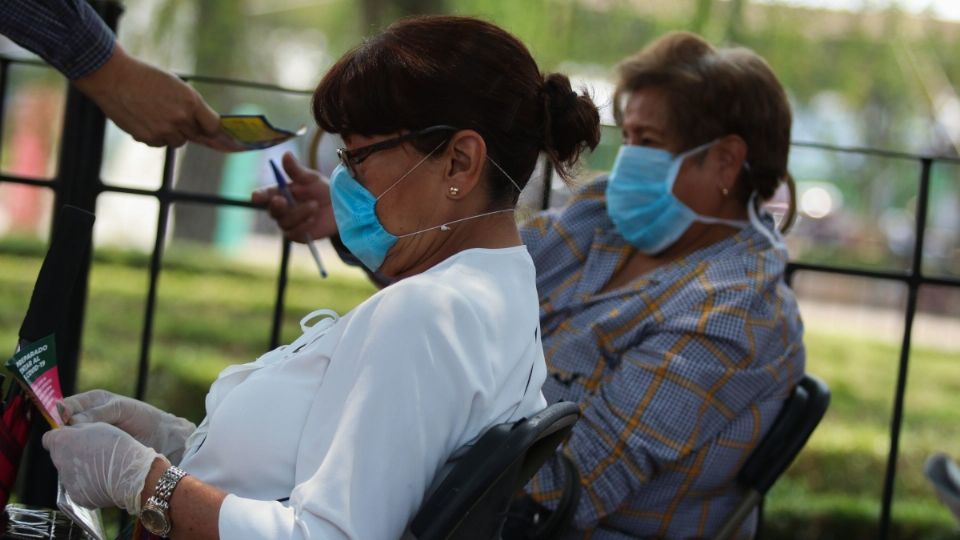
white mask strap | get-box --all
[695,214,750,228]
[678,139,718,161]
[395,208,516,239]
[486,157,524,193]
[666,139,718,192]
[747,192,785,249]
[386,147,522,240]
[375,140,447,202]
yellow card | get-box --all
[220,115,307,150]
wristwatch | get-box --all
[140,465,188,537]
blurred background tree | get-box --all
[153,0,448,243]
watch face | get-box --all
[141,506,170,535]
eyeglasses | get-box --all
[336,125,459,179]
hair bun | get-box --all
[541,73,601,182]
[545,77,579,112]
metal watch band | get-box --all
[153,466,188,503]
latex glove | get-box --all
[61,389,196,465]
[73,44,239,151]
[251,152,337,242]
[43,423,161,514]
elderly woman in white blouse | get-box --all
[41,15,601,540]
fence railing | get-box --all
[2,6,959,537]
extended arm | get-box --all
[0,0,114,79]
[1,0,225,148]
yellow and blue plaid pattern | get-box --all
[522,178,805,539]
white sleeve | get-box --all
[217,281,489,539]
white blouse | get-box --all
[177,247,548,539]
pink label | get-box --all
[7,335,64,428]
[30,366,64,426]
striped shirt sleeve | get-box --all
[520,180,607,270]
[1,0,115,80]
[544,335,769,527]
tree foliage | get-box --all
[136,0,959,239]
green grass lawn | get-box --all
[1,242,958,539]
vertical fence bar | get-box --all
[878,158,932,539]
[0,58,8,168]
[784,265,797,288]
[3,36,956,531]
[269,239,292,349]
[19,1,124,507]
[134,147,176,401]
[540,162,554,211]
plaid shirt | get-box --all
[522,177,805,539]
[1,0,115,79]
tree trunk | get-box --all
[724,0,747,43]
[692,0,713,35]
[172,0,243,243]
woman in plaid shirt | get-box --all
[516,32,806,539]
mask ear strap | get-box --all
[667,139,718,192]
[486,157,523,193]
[394,208,516,239]
[375,140,448,202]
[747,192,785,249]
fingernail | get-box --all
[56,402,69,422]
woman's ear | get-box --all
[444,130,486,199]
[710,135,748,194]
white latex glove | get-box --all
[42,423,161,514]
[61,389,196,465]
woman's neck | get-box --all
[389,212,522,279]
[600,222,740,293]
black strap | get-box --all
[501,453,580,539]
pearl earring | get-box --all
[448,186,460,196]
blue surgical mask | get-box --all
[605,141,758,254]
[330,145,522,272]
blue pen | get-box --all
[269,159,328,278]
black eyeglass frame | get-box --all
[336,125,459,178]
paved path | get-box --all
[798,298,960,352]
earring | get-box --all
[448,186,460,196]
[720,186,730,197]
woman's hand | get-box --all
[42,423,164,513]
[61,389,196,465]
[251,152,338,242]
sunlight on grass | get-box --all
[762,330,960,538]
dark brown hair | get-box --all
[313,15,600,205]
[614,32,797,231]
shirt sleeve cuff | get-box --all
[62,2,116,80]
[218,494,347,539]
[219,494,298,538]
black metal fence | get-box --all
[1,5,959,537]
